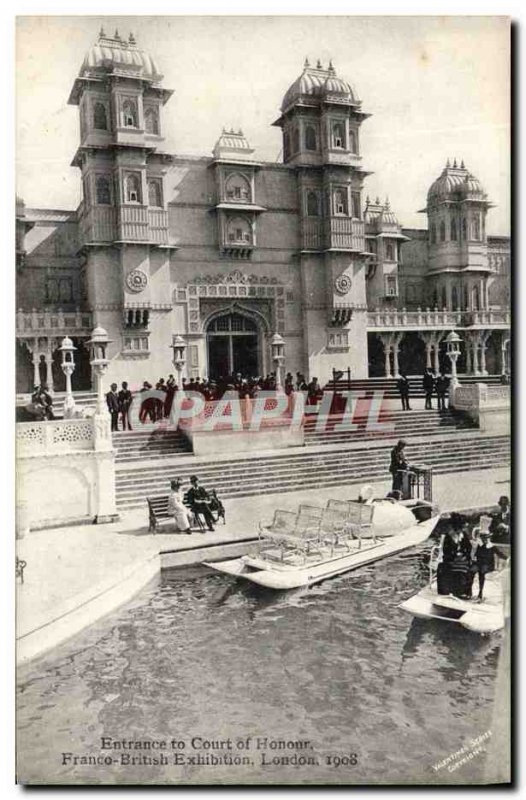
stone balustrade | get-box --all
[367,307,510,330]
[16,418,95,455]
[450,382,510,434]
[16,308,93,336]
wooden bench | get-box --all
[147,490,226,534]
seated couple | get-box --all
[167,475,217,533]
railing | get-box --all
[148,209,169,245]
[327,217,365,251]
[467,310,511,326]
[302,218,324,250]
[118,205,149,242]
[16,308,93,336]
[367,308,462,329]
[16,419,94,455]
[452,383,510,412]
[80,206,117,243]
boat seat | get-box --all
[320,499,362,551]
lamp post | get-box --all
[271,332,285,391]
[87,326,111,414]
[170,334,187,393]
[59,336,77,418]
[445,330,462,388]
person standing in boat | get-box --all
[490,495,511,543]
[472,517,509,601]
[389,440,409,493]
[167,479,192,534]
[437,513,472,598]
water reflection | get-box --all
[17,543,504,785]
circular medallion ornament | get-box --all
[126,269,148,293]
[335,273,352,296]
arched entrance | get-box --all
[206,312,260,381]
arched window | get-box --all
[332,122,345,149]
[292,127,300,154]
[93,102,108,131]
[430,223,436,244]
[349,130,357,153]
[148,179,162,208]
[96,176,111,205]
[333,188,348,215]
[122,99,137,128]
[441,286,447,309]
[226,216,252,244]
[59,278,73,303]
[306,191,319,216]
[125,173,141,203]
[463,285,468,310]
[225,173,251,202]
[451,217,457,241]
[144,107,159,135]
[452,286,459,310]
[439,221,446,242]
[473,285,480,311]
[473,214,481,240]
[462,218,468,241]
[386,243,394,261]
[305,125,317,151]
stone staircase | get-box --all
[304,408,476,446]
[115,432,510,511]
[113,426,192,463]
[324,374,504,399]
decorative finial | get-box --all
[238,128,242,135]
[385,197,390,209]
[375,196,380,205]
[316,59,322,69]
[461,159,465,169]
[453,157,457,168]
[114,29,120,40]
[99,26,106,39]
[328,59,335,73]
[129,32,136,45]
[446,158,451,168]
[366,194,370,204]
[304,57,310,69]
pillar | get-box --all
[480,342,487,376]
[31,339,40,388]
[433,340,440,374]
[472,339,481,375]
[466,345,472,375]
[45,339,55,392]
[425,344,432,369]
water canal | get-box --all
[17,543,505,785]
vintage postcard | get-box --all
[15,15,511,786]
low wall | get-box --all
[450,383,510,435]
[16,416,118,531]
[188,422,304,456]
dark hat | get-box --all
[190,475,198,483]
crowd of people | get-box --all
[396,369,451,412]
[437,498,510,601]
[105,371,325,431]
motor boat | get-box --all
[203,495,440,590]
[400,544,509,634]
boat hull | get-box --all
[203,514,439,590]
[400,573,507,634]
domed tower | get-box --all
[67,29,175,372]
[422,158,494,312]
[273,60,372,380]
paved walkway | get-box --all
[16,466,510,661]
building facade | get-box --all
[15,31,510,393]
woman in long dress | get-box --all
[167,480,192,533]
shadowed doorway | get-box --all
[207,312,260,381]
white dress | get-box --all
[167,489,192,531]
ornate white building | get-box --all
[15,31,510,393]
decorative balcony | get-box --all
[16,308,93,339]
[326,217,365,252]
[117,205,149,242]
[367,307,511,332]
[302,218,324,250]
[148,208,169,245]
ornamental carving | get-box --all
[335,273,352,295]
[193,270,279,286]
[126,269,148,294]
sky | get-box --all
[16,15,510,233]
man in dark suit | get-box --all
[435,372,450,412]
[106,383,120,431]
[396,373,411,410]
[423,368,435,410]
[389,439,409,493]
[118,381,133,430]
[186,475,215,531]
